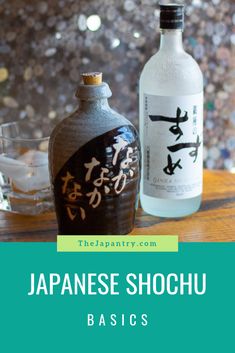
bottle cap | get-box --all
[160,3,184,30]
[82,72,102,85]
[76,72,111,100]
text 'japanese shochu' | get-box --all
[139,4,203,217]
[49,72,140,234]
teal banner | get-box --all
[0,243,234,352]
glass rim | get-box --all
[0,121,50,142]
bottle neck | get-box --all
[78,98,109,112]
[159,29,184,53]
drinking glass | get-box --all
[0,121,53,215]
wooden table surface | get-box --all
[0,170,235,242]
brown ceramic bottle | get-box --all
[49,73,141,235]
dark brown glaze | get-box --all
[53,125,141,235]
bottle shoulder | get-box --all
[49,106,135,146]
[140,50,203,95]
[141,49,201,71]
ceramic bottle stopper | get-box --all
[49,72,141,235]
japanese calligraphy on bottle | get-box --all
[143,93,203,199]
[53,125,140,235]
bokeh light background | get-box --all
[0,0,235,170]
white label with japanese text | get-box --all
[143,93,203,199]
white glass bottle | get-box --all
[139,4,203,217]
